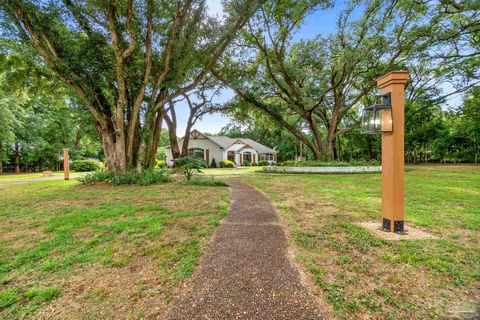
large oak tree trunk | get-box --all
[181,114,196,157]
[142,110,164,169]
[305,115,324,160]
[97,122,130,173]
[165,110,180,160]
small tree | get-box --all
[174,156,206,181]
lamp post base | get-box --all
[382,218,405,233]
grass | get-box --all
[200,166,263,176]
[0,179,230,319]
[0,172,63,182]
[186,178,229,187]
[241,165,480,319]
[0,172,89,183]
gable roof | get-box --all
[236,138,276,154]
[185,130,277,153]
[205,135,236,148]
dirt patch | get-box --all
[32,256,172,320]
[356,222,439,241]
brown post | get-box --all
[14,143,20,174]
[377,71,408,232]
[63,148,70,180]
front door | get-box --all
[227,151,235,162]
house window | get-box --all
[259,153,274,161]
[243,151,252,162]
[188,148,204,159]
[227,151,235,162]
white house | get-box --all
[165,130,277,167]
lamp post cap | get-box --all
[377,71,409,89]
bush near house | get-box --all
[258,160,270,166]
[80,169,171,185]
[242,160,251,166]
[219,160,235,168]
[70,160,101,172]
[156,160,167,168]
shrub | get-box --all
[155,159,166,168]
[210,158,217,168]
[80,169,171,186]
[258,160,269,166]
[71,160,101,172]
[187,178,229,187]
[219,160,235,168]
[174,156,206,181]
[242,159,251,166]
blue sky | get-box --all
[173,1,463,136]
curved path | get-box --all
[167,180,322,320]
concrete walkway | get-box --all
[167,180,322,320]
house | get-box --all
[165,130,277,167]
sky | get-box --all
[173,0,464,136]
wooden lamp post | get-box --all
[362,71,409,233]
[63,148,70,180]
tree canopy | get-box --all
[0,0,260,172]
[0,0,478,172]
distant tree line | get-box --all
[0,52,102,173]
[221,86,480,164]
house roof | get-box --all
[209,136,276,154]
[184,130,277,154]
[206,135,236,148]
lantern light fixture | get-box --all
[361,92,393,134]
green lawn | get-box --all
[0,172,90,183]
[0,179,230,319]
[0,172,63,182]
[200,166,264,176]
[1,165,478,319]
[241,165,480,319]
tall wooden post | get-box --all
[63,148,70,180]
[377,71,409,232]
